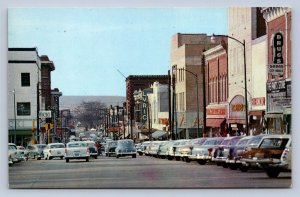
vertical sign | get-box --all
[141,90,148,124]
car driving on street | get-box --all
[43,143,65,160]
[65,141,90,163]
[115,139,137,158]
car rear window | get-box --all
[259,138,289,149]
[50,144,65,148]
[68,143,87,148]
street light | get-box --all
[172,67,200,138]
[211,34,249,135]
[13,89,16,144]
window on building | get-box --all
[21,73,30,87]
[17,102,31,116]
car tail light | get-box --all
[282,147,290,161]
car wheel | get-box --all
[66,158,69,163]
[49,156,52,160]
[86,157,89,162]
[94,156,97,159]
[197,160,206,165]
[239,165,248,172]
[229,164,238,170]
[266,168,280,178]
[222,163,228,168]
[60,157,63,160]
[116,155,119,158]
[45,155,48,160]
[185,157,191,163]
[138,152,143,156]
[132,154,136,158]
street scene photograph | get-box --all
[5,2,294,193]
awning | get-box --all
[249,110,265,116]
[206,118,225,128]
[264,113,283,119]
[151,130,167,139]
[227,119,246,124]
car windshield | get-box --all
[259,138,289,149]
[109,142,118,146]
[119,140,134,147]
[237,138,250,146]
[50,144,65,148]
[68,143,87,148]
[9,145,17,150]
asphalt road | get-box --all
[8,155,291,189]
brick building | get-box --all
[261,7,292,134]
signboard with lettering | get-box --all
[268,64,284,75]
[272,32,284,64]
[39,111,52,119]
[141,90,148,124]
[266,79,286,93]
[251,97,266,106]
[229,95,246,119]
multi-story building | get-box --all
[227,7,266,135]
[170,33,222,139]
[261,7,292,134]
[203,39,228,137]
[125,75,168,140]
[8,48,41,146]
[147,82,169,140]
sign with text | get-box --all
[229,95,246,119]
[268,64,284,75]
[39,111,52,119]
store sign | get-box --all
[229,95,246,119]
[272,32,284,64]
[207,108,226,116]
[268,64,284,75]
[251,97,265,106]
[266,80,286,93]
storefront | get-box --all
[206,105,227,137]
[227,95,247,136]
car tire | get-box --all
[60,157,63,160]
[138,152,143,156]
[45,155,48,160]
[116,155,119,158]
[66,158,69,163]
[185,157,191,163]
[132,154,136,158]
[197,160,206,165]
[86,157,89,162]
[239,166,248,172]
[229,164,238,170]
[266,168,280,178]
[94,156,97,159]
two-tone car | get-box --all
[240,134,291,178]
[65,141,90,163]
[43,143,65,160]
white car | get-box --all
[65,141,90,163]
[43,143,65,160]
[8,143,18,166]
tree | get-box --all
[74,101,106,131]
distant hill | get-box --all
[59,96,126,111]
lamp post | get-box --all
[171,67,177,140]
[211,34,249,135]
[13,89,17,144]
[172,67,200,138]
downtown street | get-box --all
[9,154,291,189]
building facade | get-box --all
[261,7,292,134]
[227,7,266,135]
[203,40,228,137]
[170,33,223,139]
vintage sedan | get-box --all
[24,144,47,160]
[211,136,243,168]
[188,137,224,165]
[65,141,90,163]
[148,141,165,157]
[115,139,137,158]
[43,143,65,160]
[139,141,151,156]
[179,138,208,162]
[8,143,18,165]
[240,134,291,178]
[157,141,174,159]
[173,140,191,161]
[105,140,118,157]
[166,139,190,161]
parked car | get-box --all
[188,137,224,165]
[148,141,165,157]
[166,139,190,161]
[65,141,90,163]
[173,140,191,161]
[157,141,174,159]
[24,144,47,160]
[43,143,65,160]
[179,138,208,162]
[140,141,151,156]
[8,143,18,166]
[225,136,254,170]
[240,134,291,178]
[115,139,137,158]
[86,141,98,159]
[105,140,118,157]
[135,143,143,155]
[15,145,26,161]
[211,136,243,168]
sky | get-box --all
[8,8,227,96]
